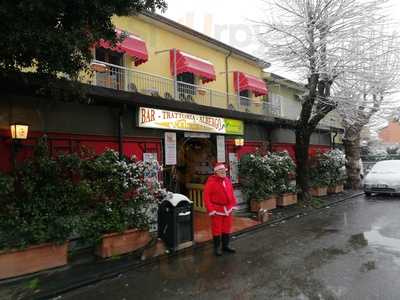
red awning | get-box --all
[234,71,268,97]
[170,49,216,83]
[98,29,148,66]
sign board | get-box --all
[164,132,177,165]
[138,107,244,135]
[143,153,158,179]
[229,153,239,183]
[217,135,226,163]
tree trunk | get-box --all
[343,133,362,189]
[295,127,312,202]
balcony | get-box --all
[90,60,279,117]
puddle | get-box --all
[364,227,400,252]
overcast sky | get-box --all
[163,0,400,82]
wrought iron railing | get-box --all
[90,60,280,117]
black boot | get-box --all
[222,234,236,253]
[213,236,222,256]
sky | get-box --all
[161,0,400,133]
[162,0,400,82]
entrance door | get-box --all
[176,135,217,212]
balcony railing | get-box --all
[90,60,279,117]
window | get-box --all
[177,72,195,85]
[177,72,197,101]
[239,90,250,98]
[269,93,282,116]
[95,48,124,90]
[95,47,123,66]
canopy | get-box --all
[170,49,216,83]
[98,29,148,66]
[234,71,268,97]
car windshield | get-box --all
[370,161,400,174]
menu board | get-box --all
[217,135,225,163]
[229,153,239,183]
[164,132,177,165]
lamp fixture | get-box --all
[234,138,244,147]
[10,124,29,140]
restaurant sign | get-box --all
[138,107,244,135]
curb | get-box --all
[17,191,364,300]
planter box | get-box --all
[0,242,68,280]
[250,196,277,212]
[277,193,298,207]
[310,186,328,197]
[328,184,344,194]
[96,229,151,258]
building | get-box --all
[0,12,343,215]
[263,72,343,158]
[378,121,400,145]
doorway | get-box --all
[176,135,216,211]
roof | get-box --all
[138,11,270,69]
[263,72,306,92]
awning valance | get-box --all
[170,49,216,83]
[98,29,148,66]
[234,71,268,97]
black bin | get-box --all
[158,193,194,251]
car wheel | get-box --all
[365,192,371,197]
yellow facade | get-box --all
[112,14,264,97]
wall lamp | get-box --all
[9,124,29,169]
[10,124,29,140]
[234,138,244,147]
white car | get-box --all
[363,160,400,196]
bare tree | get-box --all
[257,0,390,201]
[336,30,400,189]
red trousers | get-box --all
[210,214,233,236]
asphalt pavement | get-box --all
[60,194,400,300]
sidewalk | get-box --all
[0,190,363,300]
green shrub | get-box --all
[267,151,296,194]
[239,151,296,202]
[309,149,346,188]
[0,137,83,250]
[239,153,275,201]
[0,139,166,250]
[78,149,166,245]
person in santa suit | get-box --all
[204,163,237,256]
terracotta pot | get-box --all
[277,193,298,207]
[90,62,108,73]
[328,184,344,194]
[0,242,68,280]
[96,229,151,258]
[310,186,328,197]
[250,196,277,212]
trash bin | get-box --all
[158,193,194,251]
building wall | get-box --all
[268,85,302,120]
[270,128,330,145]
[379,122,400,144]
[107,15,263,97]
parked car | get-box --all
[363,160,400,196]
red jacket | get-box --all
[204,175,237,216]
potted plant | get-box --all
[239,154,277,212]
[268,151,298,207]
[309,152,331,197]
[79,150,165,258]
[0,138,81,279]
[326,149,346,193]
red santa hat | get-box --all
[213,163,227,172]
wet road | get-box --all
[62,195,400,300]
